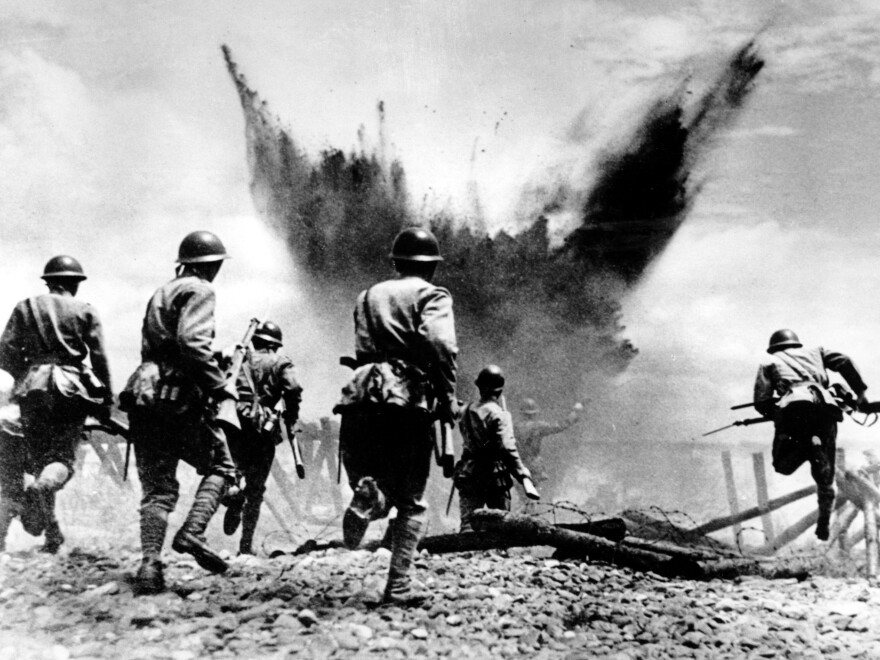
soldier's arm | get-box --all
[176,285,227,393]
[277,357,303,424]
[84,305,113,395]
[753,364,776,416]
[0,304,26,380]
[492,409,532,482]
[417,286,458,404]
[822,348,868,395]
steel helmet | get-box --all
[41,255,87,281]
[253,321,283,346]
[389,227,443,262]
[767,329,802,354]
[176,231,230,264]
[521,398,540,415]
[475,365,505,391]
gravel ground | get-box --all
[3,541,880,660]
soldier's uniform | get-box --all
[754,329,868,540]
[223,322,302,555]
[123,231,236,593]
[455,397,531,532]
[335,227,458,605]
[515,401,579,491]
[0,256,112,553]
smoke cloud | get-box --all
[222,41,763,508]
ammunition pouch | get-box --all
[14,362,105,415]
[777,382,843,424]
[333,358,431,414]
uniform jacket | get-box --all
[237,348,302,427]
[336,275,458,411]
[0,292,111,401]
[140,274,226,396]
[516,418,574,465]
[456,398,530,491]
[754,346,867,416]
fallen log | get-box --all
[472,509,817,580]
[620,537,739,561]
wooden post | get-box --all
[693,485,815,535]
[864,499,878,578]
[270,461,304,517]
[831,503,860,555]
[721,450,742,543]
[752,452,775,543]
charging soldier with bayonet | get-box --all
[122,231,241,595]
[221,320,303,555]
[752,329,871,541]
[334,226,459,607]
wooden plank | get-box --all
[865,500,879,578]
[693,485,816,535]
[721,450,742,542]
[831,503,860,554]
[752,452,775,543]
[270,460,304,517]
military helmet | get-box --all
[253,321,283,346]
[41,255,87,281]
[767,329,802,354]
[389,227,443,262]
[475,365,505,391]
[176,230,230,264]
[521,398,540,415]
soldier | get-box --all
[455,365,539,533]
[122,231,238,595]
[335,226,458,606]
[0,256,113,553]
[515,397,583,499]
[223,321,302,555]
[754,329,868,540]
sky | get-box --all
[3,0,880,463]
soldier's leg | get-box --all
[20,409,81,547]
[457,484,483,533]
[172,416,236,574]
[341,407,388,549]
[238,441,275,555]
[0,426,26,551]
[131,413,180,595]
[810,420,838,541]
[380,408,433,605]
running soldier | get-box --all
[223,320,302,555]
[455,365,539,532]
[122,231,238,594]
[754,329,869,540]
[301,416,343,518]
[335,226,458,606]
[0,256,112,553]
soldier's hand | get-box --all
[212,381,239,402]
[523,477,541,501]
[856,391,870,412]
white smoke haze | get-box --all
[3,0,880,529]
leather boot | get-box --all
[172,474,228,574]
[21,484,50,537]
[223,489,245,536]
[41,517,64,554]
[343,477,385,549]
[383,516,428,607]
[134,507,168,595]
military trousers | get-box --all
[458,482,511,533]
[771,405,838,517]
[340,405,433,523]
[130,407,236,516]
[227,427,275,511]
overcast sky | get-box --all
[2,0,880,452]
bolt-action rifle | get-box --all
[434,420,455,479]
[84,415,133,480]
[216,318,261,432]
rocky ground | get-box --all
[3,540,880,660]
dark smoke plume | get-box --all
[220,41,762,423]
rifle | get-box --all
[434,420,455,478]
[702,416,771,437]
[216,318,261,432]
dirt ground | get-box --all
[3,536,880,660]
